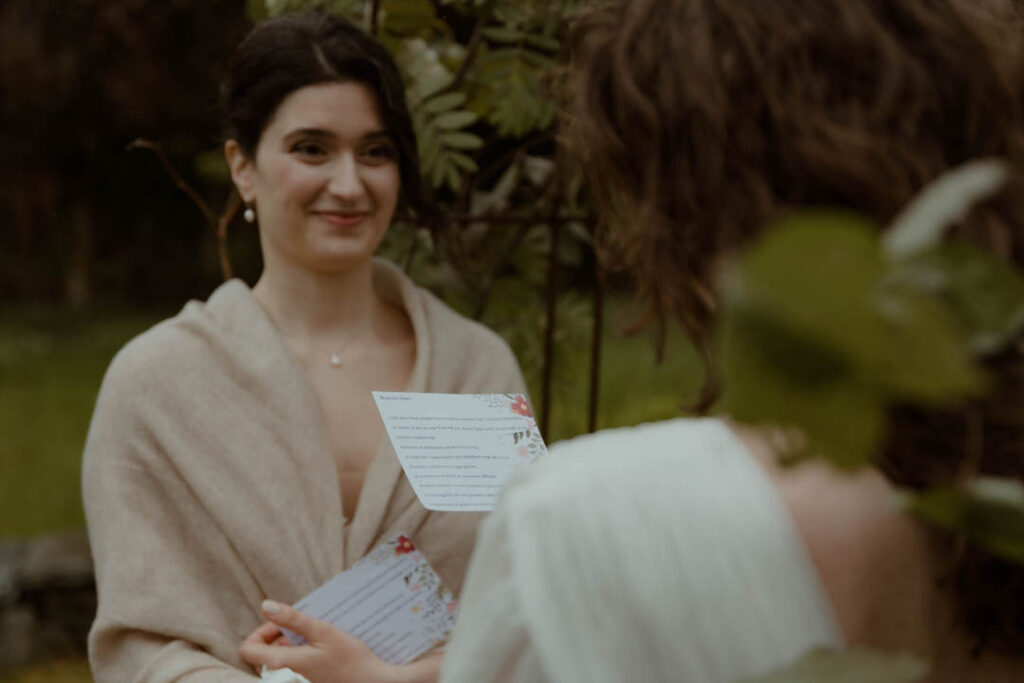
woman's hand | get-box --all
[240,600,402,683]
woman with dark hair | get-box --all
[82,12,525,682]
[438,0,1024,681]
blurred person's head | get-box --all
[566,0,1024,653]
[566,0,1024,351]
[221,11,430,231]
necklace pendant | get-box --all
[330,353,342,368]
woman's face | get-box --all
[228,81,400,275]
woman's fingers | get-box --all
[239,598,387,679]
[241,600,399,682]
[261,600,327,643]
[239,621,279,657]
[240,627,290,669]
[251,620,284,644]
[240,607,302,669]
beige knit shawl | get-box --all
[82,260,527,682]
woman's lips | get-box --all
[314,211,369,228]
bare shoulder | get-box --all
[731,424,932,650]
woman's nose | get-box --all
[327,153,365,202]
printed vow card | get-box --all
[372,392,547,511]
[285,535,456,665]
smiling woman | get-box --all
[80,11,527,683]
[226,81,401,274]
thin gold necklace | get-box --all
[281,329,370,369]
[253,288,375,369]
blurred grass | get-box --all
[541,303,703,442]
[0,305,168,539]
[0,658,93,683]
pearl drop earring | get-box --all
[243,203,256,223]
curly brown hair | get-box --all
[565,0,1024,654]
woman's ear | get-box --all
[225,139,255,202]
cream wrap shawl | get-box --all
[82,260,527,682]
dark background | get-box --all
[1,0,258,309]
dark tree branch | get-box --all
[127,138,237,282]
[470,220,537,320]
[459,131,555,204]
[369,0,381,36]
[127,139,217,229]
[540,175,563,437]
[588,225,604,433]
[217,191,242,280]
[452,19,484,90]
[402,227,420,274]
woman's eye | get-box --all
[361,143,395,164]
[292,142,327,158]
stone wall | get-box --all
[0,531,95,671]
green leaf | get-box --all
[521,49,557,69]
[415,113,441,164]
[470,162,519,214]
[720,305,884,469]
[871,283,982,403]
[416,72,454,100]
[265,0,363,20]
[726,211,981,400]
[487,87,555,136]
[448,151,479,172]
[492,2,534,25]
[894,244,1024,355]
[566,221,593,247]
[478,46,525,64]
[717,210,984,468]
[482,26,524,43]
[473,45,556,136]
[524,32,560,52]
[883,158,1010,259]
[716,214,887,468]
[439,131,484,149]
[410,81,480,191]
[424,92,467,114]
[739,647,928,683]
[381,0,440,36]
[433,110,478,130]
[445,162,462,192]
[900,477,1024,565]
[720,212,887,377]
[523,155,554,186]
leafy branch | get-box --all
[717,160,1024,567]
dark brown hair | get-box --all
[221,11,436,226]
[566,0,1024,653]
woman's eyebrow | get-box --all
[283,128,392,142]
[284,127,335,141]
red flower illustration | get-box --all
[509,394,532,417]
[395,535,416,555]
